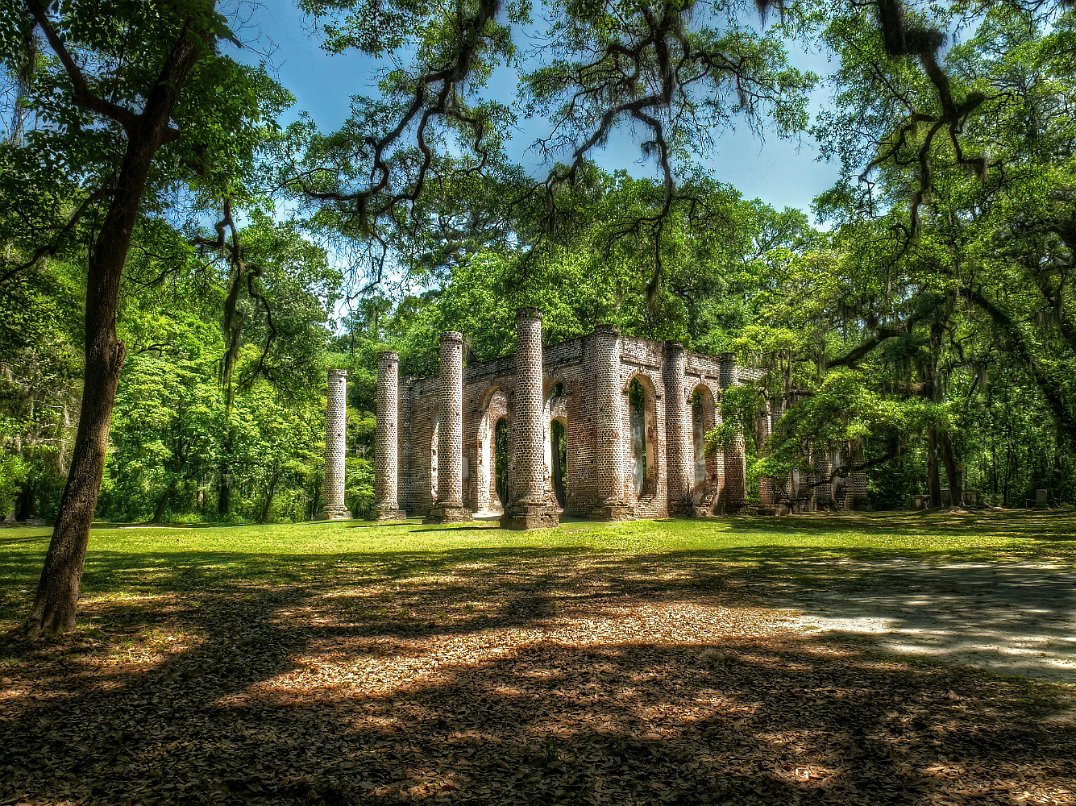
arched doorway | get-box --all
[628,376,657,497]
[691,385,717,487]
[476,387,508,515]
[545,381,569,511]
[551,418,568,507]
[495,417,509,508]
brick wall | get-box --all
[387,323,758,526]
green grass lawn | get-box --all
[1,511,1074,804]
[3,510,1075,623]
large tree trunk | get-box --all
[23,137,151,636]
[927,428,942,508]
[22,24,201,639]
[939,431,962,506]
[151,478,179,524]
[257,466,280,525]
[217,467,231,518]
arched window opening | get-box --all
[494,417,509,506]
[551,418,568,507]
[629,378,648,496]
[693,391,708,485]
[691,386,718,487]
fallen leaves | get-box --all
[1,547,1074,804]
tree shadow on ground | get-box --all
[1,537,1075,803]
[727,509,1076,541]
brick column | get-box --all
[374,352,406,520]
[663,342,692,515]
[502,309,558,529]
[589,325,630,520]
[322,369,351,520]
[427,332,470,522]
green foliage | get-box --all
[2,0,1074,529]
[0,415,28,515]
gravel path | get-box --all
[784,559,1076,681]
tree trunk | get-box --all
[22,26,201,639]
[151,477,179,524]
[217,469,231,518]
[217,427,233,518]
[257,466,280,525]
[927,428,942,508]
[24,302,127,636]
[939,431,962,506]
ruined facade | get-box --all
[320,311,869,524]
[371,310,755,524]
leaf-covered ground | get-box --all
[1,512,1074,804]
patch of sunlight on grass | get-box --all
[1,510,1073,632]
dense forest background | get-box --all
[2,0,1074,526]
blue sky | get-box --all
[235,3,842,216]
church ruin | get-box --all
[321,309,867,525]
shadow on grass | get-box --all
[726,509,1076,541]
[1,528,1075,803]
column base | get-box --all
[668,497,694,517]
[375,505,407,521]
[320,507,352,521]
[424,503,471,524]
[844,495,872,511]
[500,501,559,530]
[588,502,633,521]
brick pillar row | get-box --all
[847,440,870,511]
[718,355,746,513]
[813,451,832,509]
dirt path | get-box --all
[780,559,1076,682]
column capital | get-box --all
[517,307,542,323]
